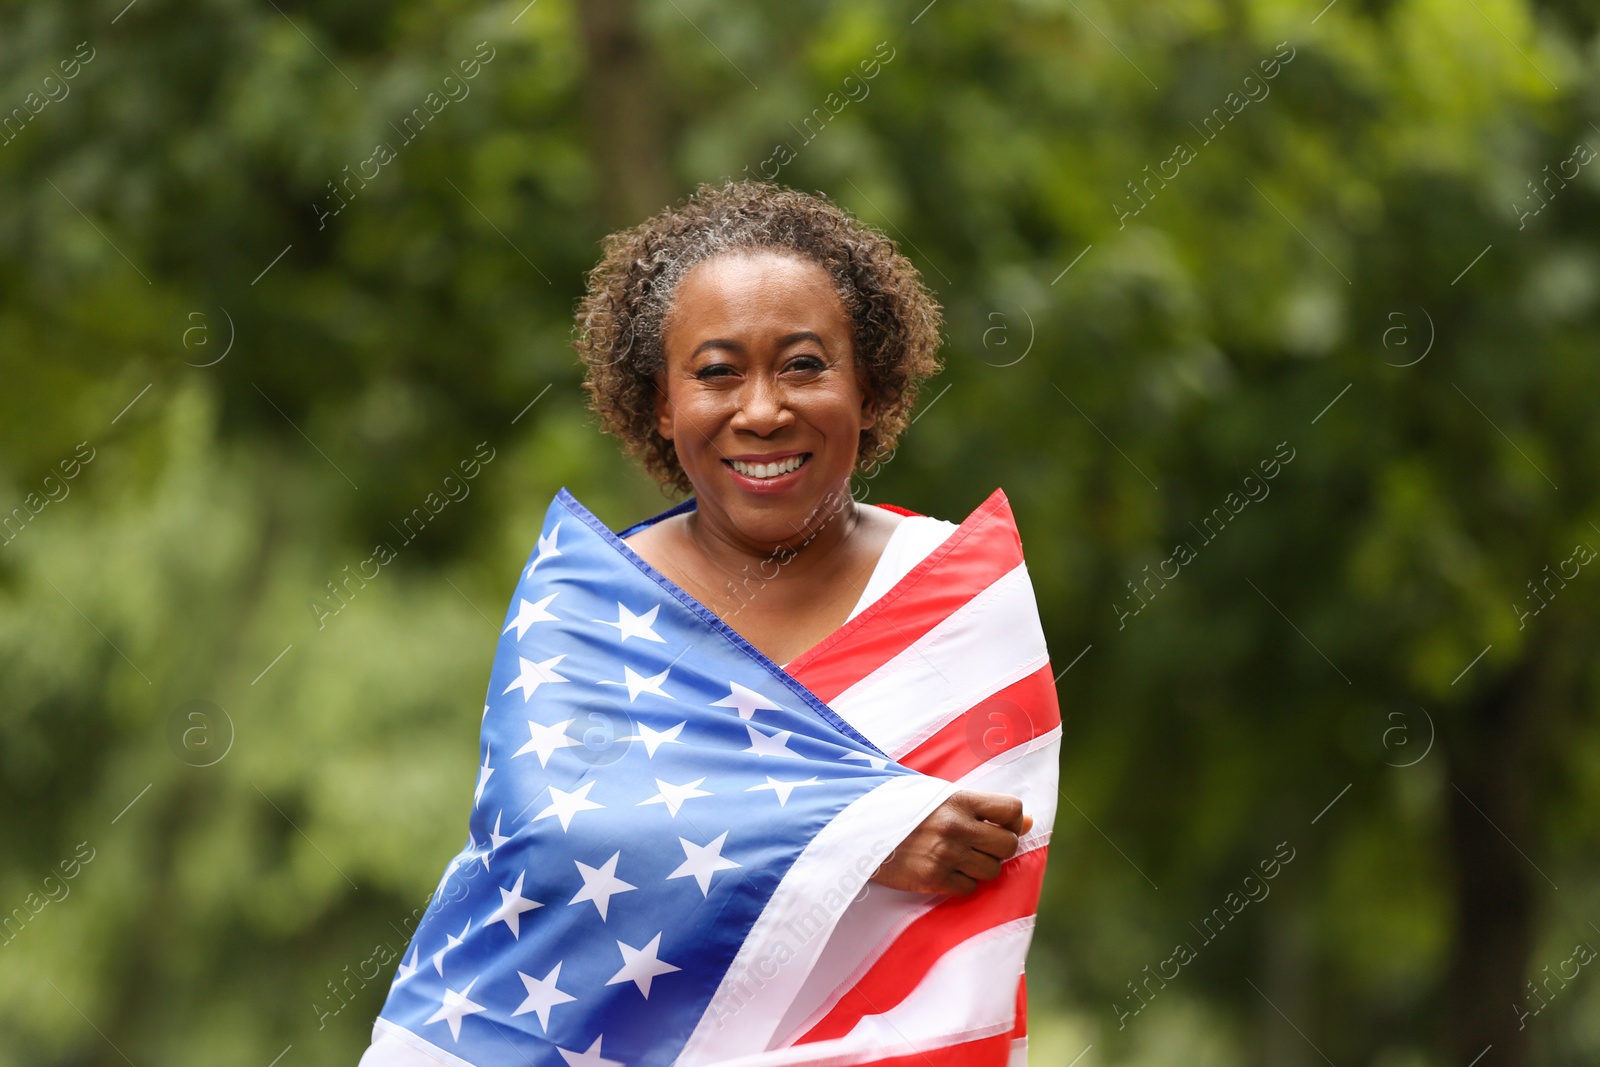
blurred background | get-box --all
[2,0,1598,1064]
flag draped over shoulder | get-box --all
[359,487,1059,1067]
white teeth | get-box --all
[729,454,808,478]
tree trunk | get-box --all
[575,0,673,229]
[1441,653,1545,1067]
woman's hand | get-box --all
[870,790,1034,895]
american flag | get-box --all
[360,487,1059,1067]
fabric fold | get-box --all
[357,486,1058,1067]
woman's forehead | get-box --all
[666,251,850,346]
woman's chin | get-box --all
[698,467,852,547]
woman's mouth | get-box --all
[724,453,811,480]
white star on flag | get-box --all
[513,717,578,767]
[668,832,742,896]
[711,680,784,720]
[570,852,636,920]
[842,751,890,770]
[504,592,560,641]
[502,654,570,702]
[486,871,543,938]
[638,776,712,817]
[424,977,487,1041]
[743,723,800,759]
[391,945,419,986]
[488,811,512,852]
[474,744,494,805]
[525,523,562,579]
[558,1036,623,1067]
[511,961,576,1030]
[747,775,823,806]
[534,781,604,831]
[598,665,673,703]
[595,602,666,643]
[606,932,682,998]
[432,919,471,976]
[621,720,685,757]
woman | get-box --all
[360,182,1060,1067]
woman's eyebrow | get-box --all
[691,338,743,359]
[690,330,827,359]
[776,330,826,350]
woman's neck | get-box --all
[684,490,862,580]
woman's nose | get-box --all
[731,373,794,432]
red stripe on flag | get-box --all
[796,846,1049,1045]
[1011,974,1028,1039]
[897,665,1061,779]
[833,1032,1013,1067]
[788,489,1023,703]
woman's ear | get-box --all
[856,367,878,431]
[653,373,675,441]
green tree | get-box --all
[1,0,1597,1064]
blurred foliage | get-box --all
[1,0,1598,1064]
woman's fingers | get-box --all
[956,848,1003,884]
[969,819,1022,863]
[957,789,1028,835]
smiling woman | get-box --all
[574,183,954,669]
[577,182,940,495]
[622,250,905,665]
[357,183,1062,1067]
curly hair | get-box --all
[573,180,944,495]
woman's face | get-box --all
[654,250,876,551]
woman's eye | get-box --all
[787,355,826,372]
[695,365,736,379]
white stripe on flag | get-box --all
[829,563,1050,758]
[696,916,1034,1067]
[677,773,958,1065]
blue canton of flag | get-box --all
[366,488,922,1067]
